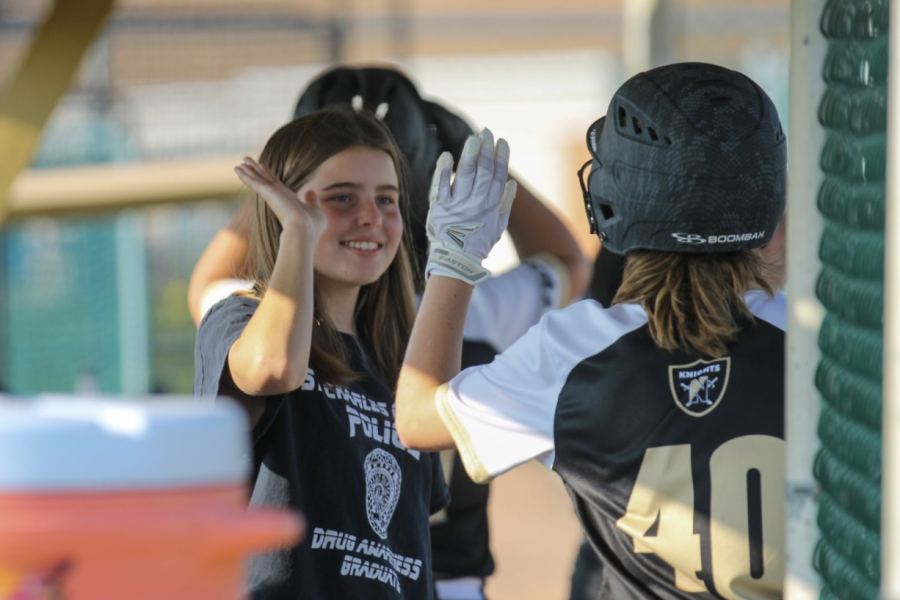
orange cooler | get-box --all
[0,397,303,600]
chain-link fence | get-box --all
[0,0,790,397]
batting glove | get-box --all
[425,128,517,284]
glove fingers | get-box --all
[472,129,497,210]
[479,128,495,152]
[451,134,482,202]
[429,152,454,207]
[499,179,517,215]
[486,138,511,207]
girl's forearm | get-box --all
[188,202,253,326]
[396,276,473,451]
[227,229,317,396]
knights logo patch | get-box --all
[668,357,731,417]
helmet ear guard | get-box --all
[578,117,619,243]
[577,158,598,236]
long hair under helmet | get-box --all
[579,62,787,255]
[293,66,474,270]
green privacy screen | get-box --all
[0,114,136,394]
[814,0,889,598]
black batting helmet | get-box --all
[294,66,473,268]
[579,62,787,255]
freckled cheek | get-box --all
[384,214,404,252]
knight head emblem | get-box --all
[668,357,731,417]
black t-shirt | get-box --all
[437,293,786,600]
[194,296,449,600]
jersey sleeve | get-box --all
[436,316,563,484]
[464,253,569,353]
[193,295,259,399]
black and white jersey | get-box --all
[431,255,568,584]
[437,292,786,600]
[195,296,448,600]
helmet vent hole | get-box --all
[664,136,673,145]
[775,125,784,141]
[618,106,627,128]
[710,96,732,104]
[599,203,615,220]
[648,127,659,142]
[632,117,643,135]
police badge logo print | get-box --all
[364,449,402,539]
[668,357,731,417]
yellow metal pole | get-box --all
[0,0,117,226]
[7,157,245,218]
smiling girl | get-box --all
[194,108,447,600]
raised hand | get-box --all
[234,157,327,243]
[426,128,517,284]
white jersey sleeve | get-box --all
[437,300,649,483]
[200,278,254,320]
[463,253,569,352]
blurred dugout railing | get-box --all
[0,1,790,400]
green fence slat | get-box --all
[816,357,883,431]
[821,0,890,41]
[822,38,889,85]
[817,402,882,481]
[819,222,885,279]
[818,492,881,581]
[818,314,884,380]
[817,177,885,231]
[820,131,887,182]
[819,84,887,134]
[816,266,883,329]
[814,538,880,600]
[816,356,882,429]
[815,446,882,531]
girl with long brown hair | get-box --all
[194,107,447,600]
[396,63,788,600]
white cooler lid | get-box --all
[0,396,250,491]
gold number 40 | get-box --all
[615,435,785,600]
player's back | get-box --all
[549,291,785,600]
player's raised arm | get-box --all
[396,129,515,451]
[505,176,592,302]
[226,157,324,398]
[187,202,252,327]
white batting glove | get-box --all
[426,128,517,284]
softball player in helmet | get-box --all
[396,62,787,600]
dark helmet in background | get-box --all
[579,62,786,255]
[294,65,473,269]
